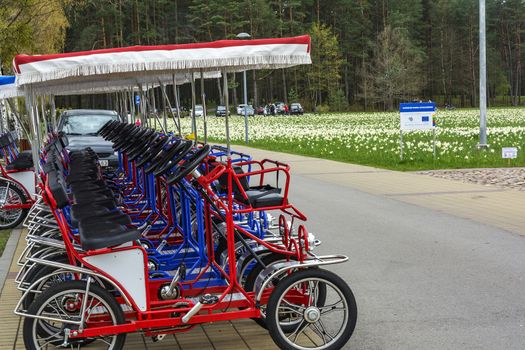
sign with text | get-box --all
[400,102,436,131]
[502,147,518,159]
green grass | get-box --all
[168,108,525,171]
[0,229,10,256]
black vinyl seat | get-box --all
[6,151,33,170]
[79,225,141,251]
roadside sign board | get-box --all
[502,147,518,159]
[400,102,436,131]
[135,95,140,105]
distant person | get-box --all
[270,103,276,115]
[284,104,289,114]
[135,119,141,126]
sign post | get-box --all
[502,147,518,166]
[399,102,437,161]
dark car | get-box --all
[290,103,304,115]
[215,105,229,117]
[58,109,121,168]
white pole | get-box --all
[243,70,249,144]
[190,72,197,143]
[479,0,488,147]
[223,70,230,156]
[172,75,182,137]
[200,69,208,144]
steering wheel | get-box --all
[122,128,155,154]
[135,136,169,168]
[167,144,211,185]
[152,140,193,177]
[128,132,159,161]
[143,139,182,174]
[109,123,135,143]
[118,127,150,152]
[98,120,116,135]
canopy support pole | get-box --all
[50,95,56,131]
[200,69,208,144]
[6,99,30,140]
[159,81,169,132]
[25,88,41,175]
[190,72,197,144]
[223,70,230,157]
[0,100,5,133]
[40,96,48,134]
[140,83,166,134]
[172,75,182,137]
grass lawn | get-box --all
[168,108,525,171]
[0,229,10,256]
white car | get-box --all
[236,104,255,116]
[190,104,204,117]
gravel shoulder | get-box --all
[417,167,525,191]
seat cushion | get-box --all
[243,189,285,208]
[6,151,33,170]
[79,226,141,251]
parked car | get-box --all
[190,104,204,117]
[256,106,267,115]
[236,104,255,116]
[215,105,230,117]
[58,109,121,168]
[275,102,286,114]
[290,102,304,115]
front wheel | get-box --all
[0,181,29,229]
[266,268,357,350]
[23,280,127,350]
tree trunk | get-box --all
[252,70,258,107]
[282,69,288,104]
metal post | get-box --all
[243,69,249,144]
[50,95,56,131]
[432,128,437,159]
[160,83,168,132]
[172,75,182,137]
[40,96,48,134]
[25,88,41,175]
[399,130,404,161]
[0,100,5,133]
[190,72,197,143]
[200,69,208,144]
[223,70,230,157]
[479,0,488,148]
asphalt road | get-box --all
[288,173,525,350]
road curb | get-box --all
[0,228,22,296]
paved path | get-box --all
[1,146,524,349]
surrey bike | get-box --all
[17,127,357,350]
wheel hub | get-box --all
[304,306,320,323]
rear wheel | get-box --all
[266,268,357,350]
[0,181,28,229]
[23,280,126,350]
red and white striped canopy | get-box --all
[14,35,311,86]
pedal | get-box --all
[181,294,219,323]
[159,263,185,300]
[152,334,166,342]
[156,239,167,252]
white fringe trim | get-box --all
[17,55,311,86]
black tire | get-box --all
[245,254,325,331]
[22,255,70,309]
[266,268,357,350]
[0,181,29,229]
[23,280,126,350]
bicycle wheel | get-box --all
[23,280,126,350]
[0,181,29,229]
[266,268,357,350]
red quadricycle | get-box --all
[0,130,36,228]
[16,139,357,350]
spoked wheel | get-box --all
[23,280,126,350]
[245,254,326,331]
[266,269,357,350]
[0,182,28,229]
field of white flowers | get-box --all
[170,108,525,170]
